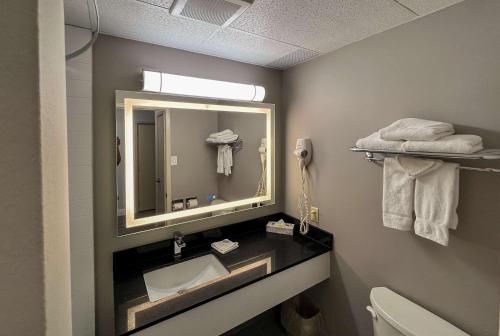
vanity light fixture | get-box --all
[142,70,266,102]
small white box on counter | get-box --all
[266,219,295,235]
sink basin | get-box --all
[143,254,229,302]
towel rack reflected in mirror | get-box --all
[350,147,500,173]
[207,139,243,152]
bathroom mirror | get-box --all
[116,91,275,235]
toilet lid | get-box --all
[370,287,469,336]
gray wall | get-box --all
[283,1,500,335]
[171,109,218,206]
[218,112,267,201]
[93,35,282,335]
[0,0,72,335]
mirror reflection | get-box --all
[116,94,274,235]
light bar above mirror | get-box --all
[142,70,266,102]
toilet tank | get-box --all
[368,287,469,336]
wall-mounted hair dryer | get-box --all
[294,138,312,169]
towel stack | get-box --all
[356,118,483,154]
[211,239,239,254]
[357,118,468,245]
[207,129,239,176]
[207,129,239,144]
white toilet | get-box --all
[367,287,469,336]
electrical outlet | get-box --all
[310,207,319,222]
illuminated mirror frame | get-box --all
[116,91,275,229]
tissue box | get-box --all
[266,220,295,235]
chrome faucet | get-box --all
[173,231,186,256]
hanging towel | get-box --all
[379,118,454,141]
[383,157,442,230]
[217,145,224,174]
[402,134,483,154]
[356,132,404,151]
[217,145,233,176]
[225,145,233,176]
[414,162,460,246]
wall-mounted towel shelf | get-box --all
[350,147,500,173]
[207,139,243,152]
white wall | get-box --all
[1,1,72,334]
[65,25,95,336]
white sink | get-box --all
[143,254,229,302]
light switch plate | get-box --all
[310,207,319,223]
[171,156,178,166]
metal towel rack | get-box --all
[350,147,500,173]
[207,139,243,152]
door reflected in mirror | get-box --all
[116,91,275,235]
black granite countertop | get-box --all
[113,213,333,335]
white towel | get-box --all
[206,134,239,143]
[211,239,239,254]
[217,145,224,174]
[224,145,232,176]
[414,162,460,246]
[356,132,404,151]
[380,118,454,141]
[209,129,233,139]
[383,157,443,230]
[217,145,233,176]
[402,134,483,154]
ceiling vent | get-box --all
[170,0,253,27]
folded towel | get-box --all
[214,133,237,141]
[211,239,239,254]
[206,134,239,143]
[414,161,460,246]
[209,129,233,139]
[402,134,483,154]
[380,118,454,141]
[356,132,404,151]
[383,157,443,230]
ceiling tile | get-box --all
[96,0,218,53]
[135,0,175,10]
[266,49,320,69]
[199,28,297,66]
[65,0,93,29]
[396,0,464,16]
[230,0,416,53]
[64,0,465,69]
